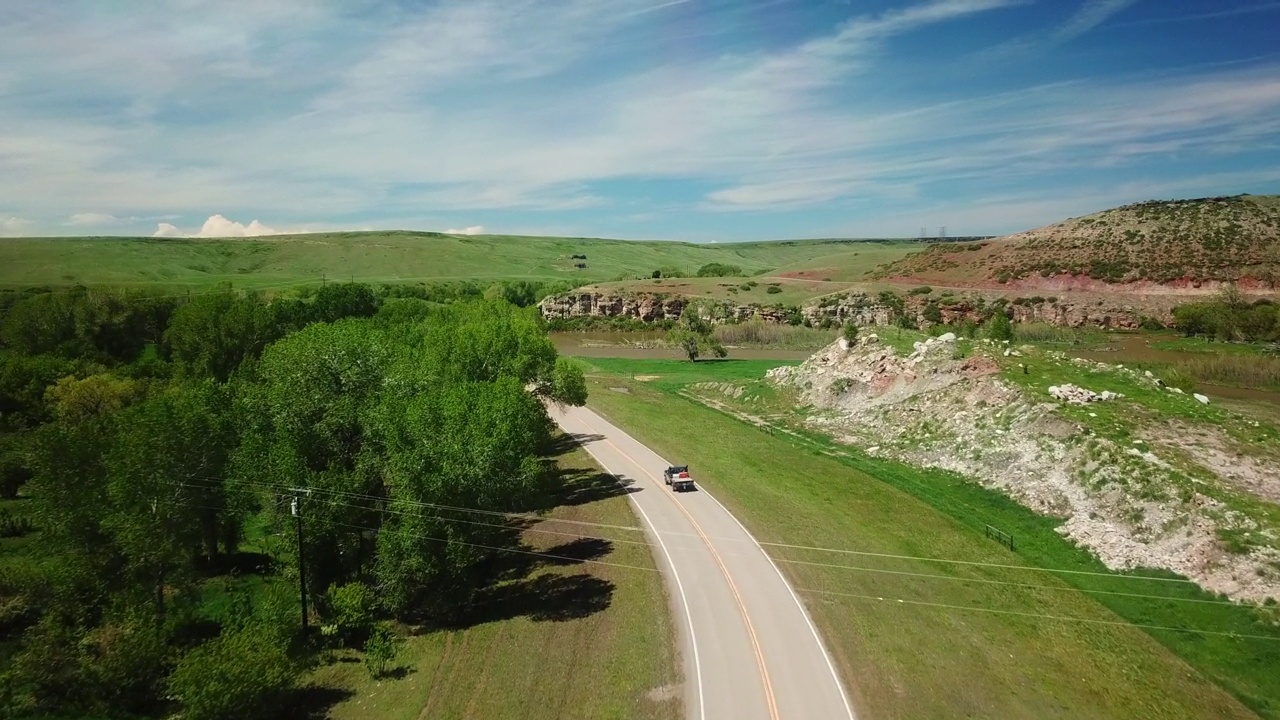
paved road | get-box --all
[547,403,856,720]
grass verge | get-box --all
[581,357,1277,720]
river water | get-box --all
[1067,333,1280,406]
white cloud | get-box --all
[153,222,183,238]
[153,214,288,238]
[0,216,30,236]
[445,225,485,235]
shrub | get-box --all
[696,263,743,278]
[907,286,933,296]
[322,581,376,647]
[842,323,858,344]
[0,508,33,538]
[168,626,299,720]
[363,623,405,679]
[987,311,1013,341]
[922,303,943,324]
[652,270,662,279]
[766,286,783,295]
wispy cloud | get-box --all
[444,225,485,235]
[68,212,119,226]
[1048,0,1139,42]
[0,0,1277,239]
[1108,2,1280,28]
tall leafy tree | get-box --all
[236,320,392,598]
[164,288,280,381]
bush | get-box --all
[696,263,743,278]
[168,626,299,720]
[322,581,375,647]
[842,324,858,344]
[987,311,1013,341]
[766,286,782,295]
[907,286,932,296]
[363,623,405,679]
[0,507,33,538]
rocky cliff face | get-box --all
[540,290,1161,330]
[539,292,689,322]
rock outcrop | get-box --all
[541,289,1159,331]
[538,292,689,322]
[765,339,1280,603]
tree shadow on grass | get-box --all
[462,573,616,626]
[441,536,617,629]
[280,685,356,720]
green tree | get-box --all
[987,310,1014,342]
[310,282,379,324]
[668,306,726,362]
[168,624,299,720]
[370,375,553,617]
[695,263,743,277]
[363,623,404,679]
[323,581,376,647]
[44,373,141,424]
[235,320,392,599]
[104,381,239,613]
[164,288,281,381]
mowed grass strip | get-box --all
[310,442,680,720]
[581,360,1264,720]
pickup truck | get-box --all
[663,465,695,492]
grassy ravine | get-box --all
[0,233,920,291]
[581,358,1275,720]
[310,442,680,720]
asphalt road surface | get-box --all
[548,403,857,720]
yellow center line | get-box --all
[582,419,781,720]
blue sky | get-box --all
[2,0,1279,241]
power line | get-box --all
[776,558,1238,606]
[797,587,1280,642]
[174,477,1239,609]
[182,474,1211,589]
[763,542,1199,584]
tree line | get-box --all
[0,281,586,719]
[1172,285,1280,343]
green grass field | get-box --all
[309,442,680,720]
[0,232,922,292]
[578,357,1278,720]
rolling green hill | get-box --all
[0,231,920,292]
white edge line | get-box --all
[568,414,706,720]
[701,489,859,720]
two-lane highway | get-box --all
[547,403,856,720]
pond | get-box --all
[1067,333,1280,406]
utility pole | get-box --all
[321,272,326,287]
[291,490,309,635]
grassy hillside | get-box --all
[583,242,919,305]
[874,194,1280,289]
[0,232,917,292]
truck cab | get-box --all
[663,465,695,492]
